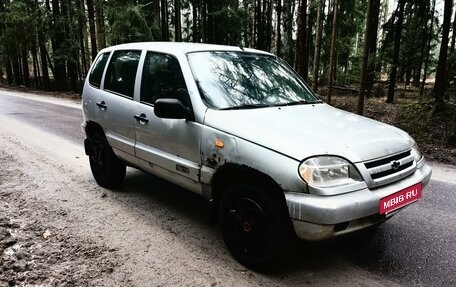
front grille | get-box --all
[364,150,416,187]
[370,161,413,179]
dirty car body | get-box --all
[81,42,432,270]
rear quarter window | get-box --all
[88,52,110,88]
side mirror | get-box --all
[154,98,189,119]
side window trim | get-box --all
[133,50,147,103]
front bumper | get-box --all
[285,160,432,241]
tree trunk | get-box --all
[416,3,429,88]
[31,43,40,89]
[451,7,456,53]
[53,0,68,91]
[86,0,98,61]
[95,2,106,49]
[67,0,79,94]
[38,30,50,91]
[296,0,307,80]
[5,59,13,85]
[413,2,430,86]
[366,0,380,97]
[290,0,296,64]
[192,0,198,42]
[282,0,291,59]
[327,0,338,104]
[201,0,207,42]
[12,54,22,86]
[245,1,254,47]
[78,0,88,75]
[175,0,182,41]
[21,49,30,87]
[386,0,405,104]
[80,0,91,68]
[161,0,170,40]
[358,0,378,115]
[149,0,161,40]
[306,1,314,79]
[254,0,263,49]
[420,0,436,97]
[266,0,273,50]
[433,0,453,106]
[312,0,323,90]
[207,0,215,43]
[276,0,282,56]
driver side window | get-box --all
[141,52,190,107]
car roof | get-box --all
[98,42,272,56]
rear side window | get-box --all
[88,52,110,88]
[104,50,141,98]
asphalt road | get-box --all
[0,88,455,286]
[0,89,84,144]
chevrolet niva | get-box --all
[81,42,432,270]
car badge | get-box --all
[391,160,401,170]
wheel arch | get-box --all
[84,120,105,139]
[83,121,105,156]
[210,163,289,222]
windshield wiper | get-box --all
[220,103,272,110]
[273,99,323,107]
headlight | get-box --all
[299,156,363,188]
[411,143,423,162]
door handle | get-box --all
[96,101,107,110]
[134,113,149,124]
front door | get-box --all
[133,51,202,194]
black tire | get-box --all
[88,133,126,189]
[219,181,292,271]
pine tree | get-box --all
[386,0,405,104]
[358,0,379,115]
[312,0,323,90]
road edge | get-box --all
[427,161,456,184]
[0,87,81,109]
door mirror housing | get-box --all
[154,98,189,119]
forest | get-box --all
[0,0,455,161]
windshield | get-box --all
[187,51,320,110]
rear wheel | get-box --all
[88,133,126,188]
[219,182,291,271]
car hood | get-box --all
[204,103,413,163]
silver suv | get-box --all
[82,42,432,270]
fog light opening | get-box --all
[334,221,350,232]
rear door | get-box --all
[133,51,202,193]
[95,50,142,164]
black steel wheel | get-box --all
[219,182,291,271]
[88,133,126,189]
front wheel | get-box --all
[88,133,126,189]
[219,182,292,271]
